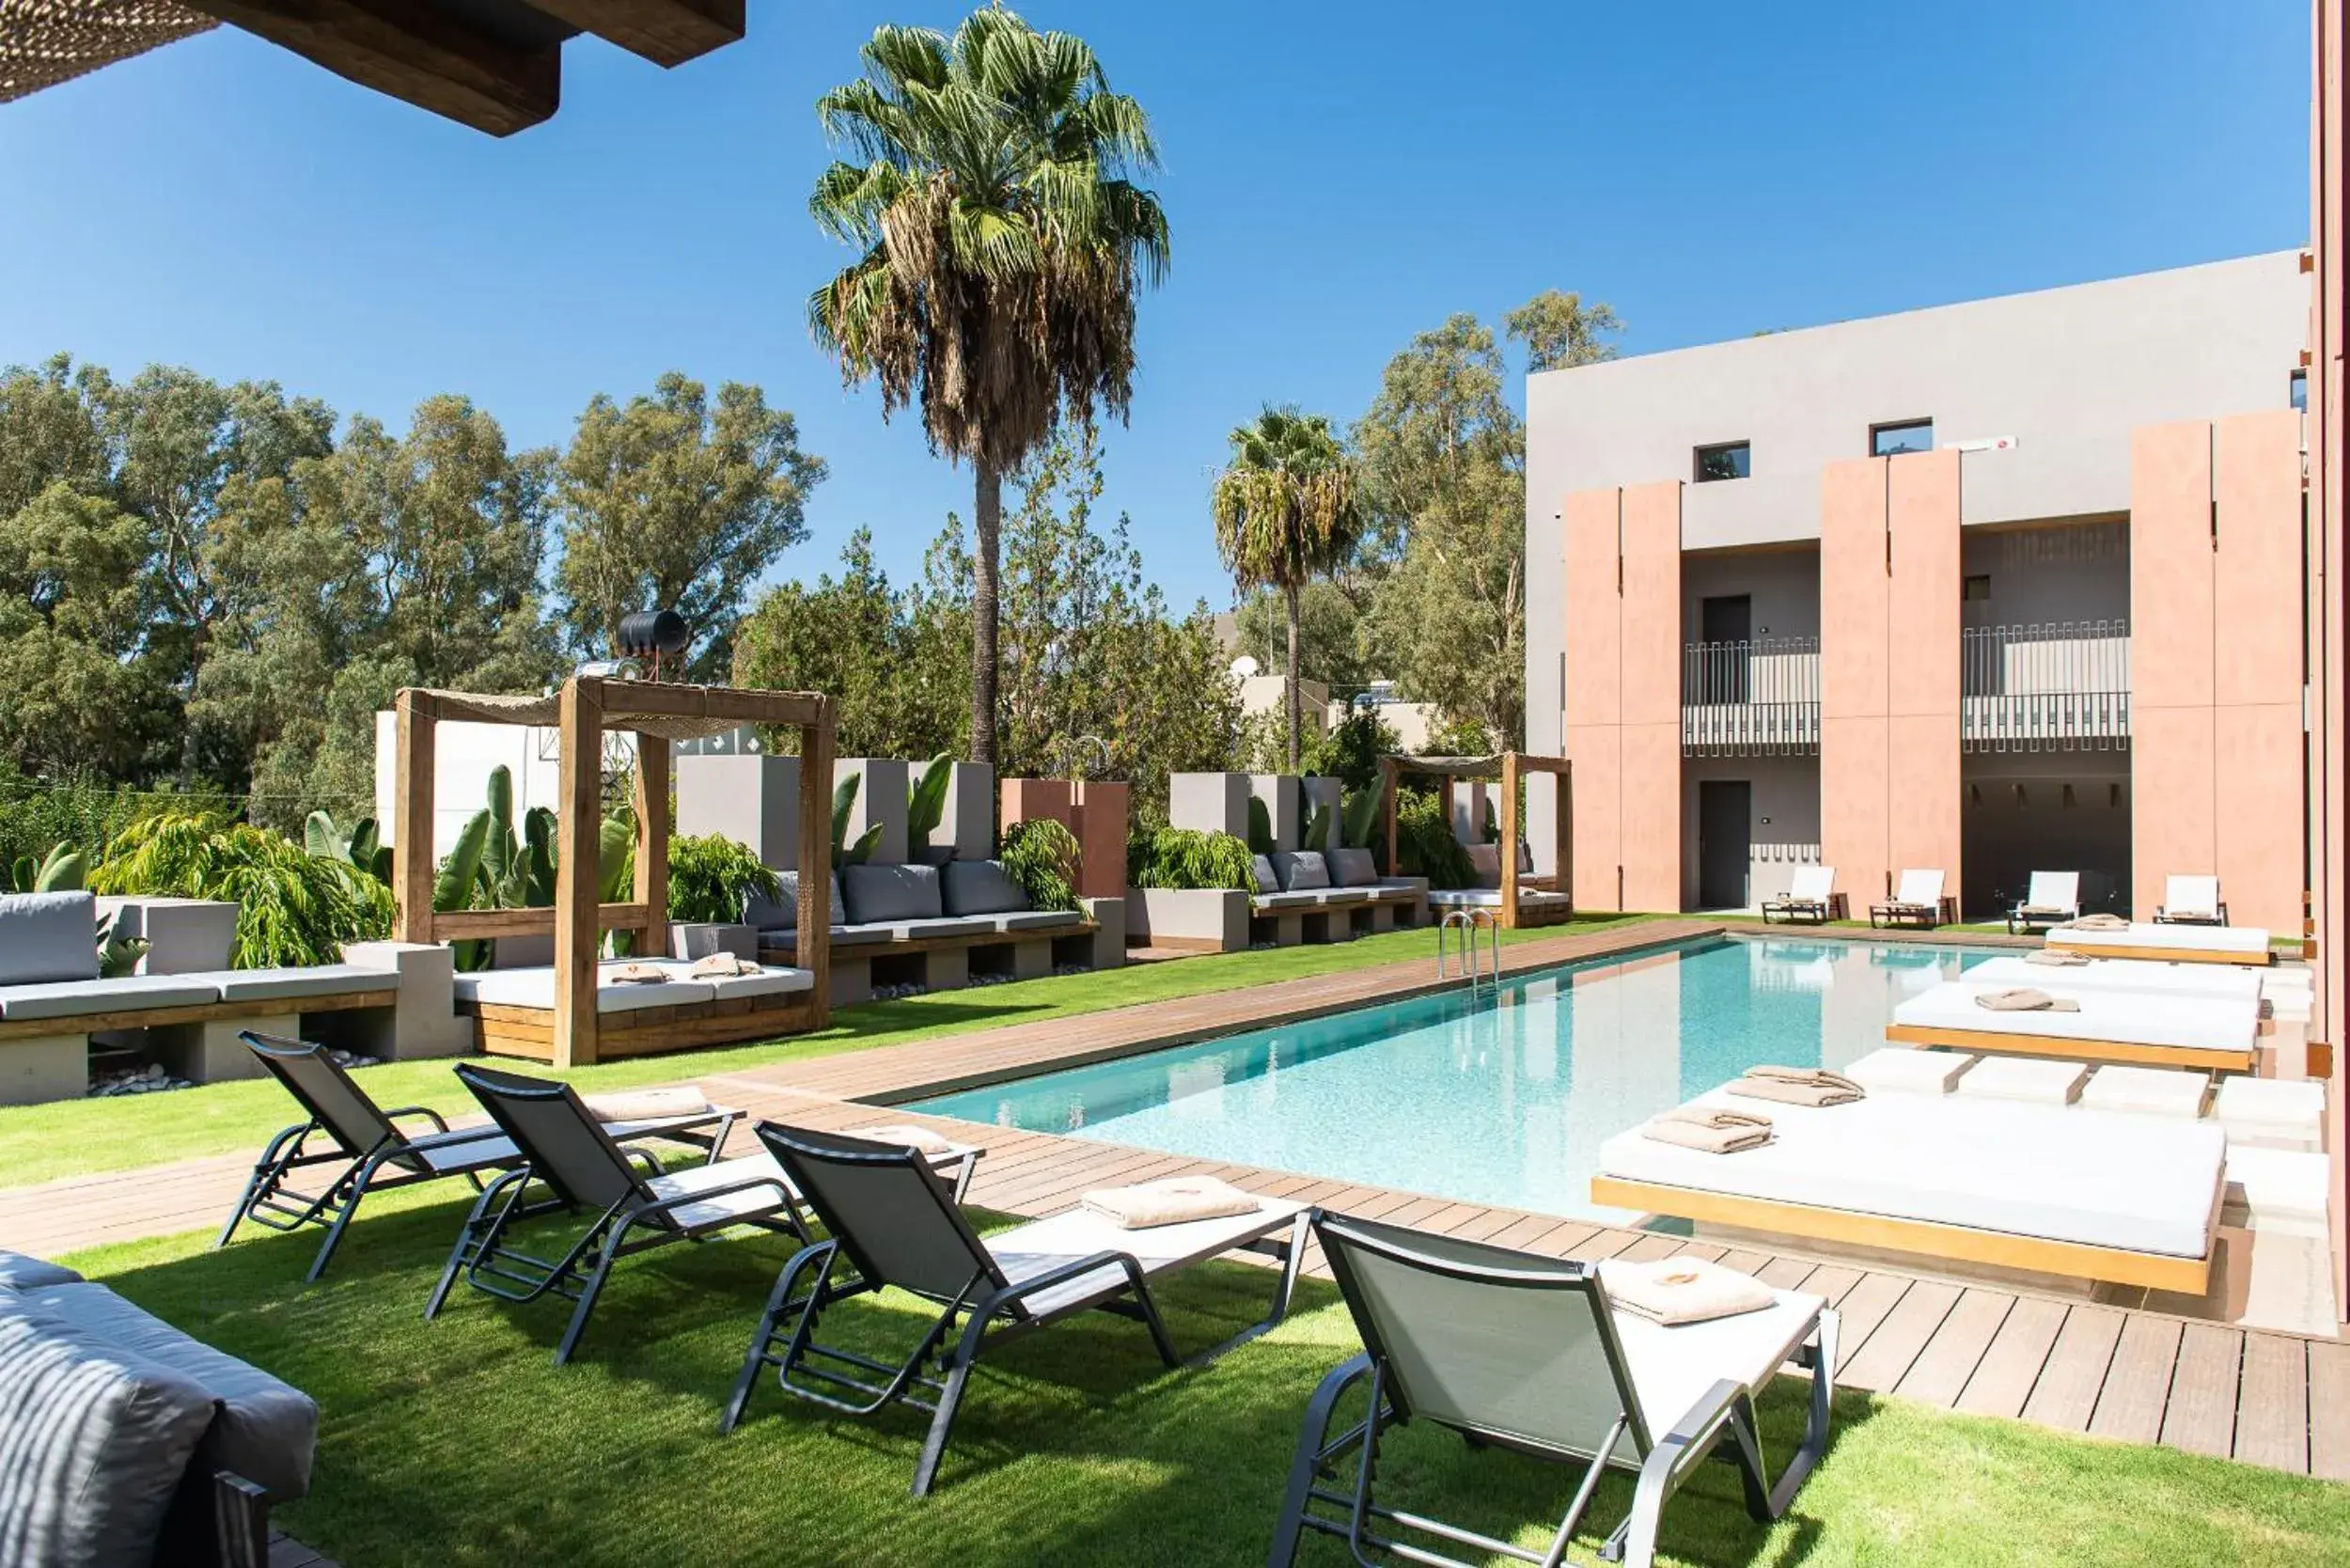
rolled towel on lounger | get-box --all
[2025,949,2092,966]
[1602,1257,1778,1326]
[1728,1075,1863,1108]
[1638,1116,1773,1153]
[1082,1175,1261,1230]
[2064,913,2130,931]
[606,963,670,985]
[1973,987,2080,1013]
[848,1122,961,1156]
[689,952,760,978]
[580,1085,714,1122]
[1656,1105,1773,1132]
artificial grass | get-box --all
[65,1200,2350,1568]
[0,915,1652,1189]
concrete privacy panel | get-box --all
[2215,410,2304,709]
[100,898,238,975]
[1450,782,1491,845]
[1621,722,1682,911]
[676,754,800,870]
[2213,702,2305,933]
[1168,773,1250,839]
[1820,714,1889,907]
[1564,723,1622,909]
[1562,489,1622,729]
[937,761,995,859]
[1300,776,1342,851]
[1248,774,1301,852]
[1888,713,1962,915]
[1887,450,1962,720]
[2129,422,2217,711]
[1819,458,1889,720]
[2128,703,2218,919]
[836,759,910,865]
[1619,480,1684,726]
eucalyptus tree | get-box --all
[805,7,1169,770]
[1210,406,1364,769]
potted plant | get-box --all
[666,834,780,962]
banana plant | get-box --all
[3,841,86,893]
[597,812,638,957]
[1246,795,1274,856]
[1341,786,1386,852]
[304,811,392,885]
[433,811,494,971]
[1299,801,1332,857]
[906,752,955,852]
[830,770,885,866]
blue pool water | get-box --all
[914,935,1999,1220]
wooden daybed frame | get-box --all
[1882,1023,2261,1075]
[2044,933,2277,967]
[392,675,836,1068]
[757,917,1099,966]
[1378,751,1573,930]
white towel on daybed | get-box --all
[1964,955,2263,1004]
[1894,982,2258,1052]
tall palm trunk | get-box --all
[972,464,1002,771]
[1285,580,1302,771]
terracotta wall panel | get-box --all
[2129,704,2218,919]
[1888,714,1963,913]
[1618,481,1684,726]
[2130,422,2217,709]
[1820,715,1888,903]
[1563,723,1622,909]
[2216,410,2307,708]
[1887,451,1963,718]
[1620,723,1682,910]
[1820,459,1890,720]
[2213,702,2306,935]
[1562,489,1622,729]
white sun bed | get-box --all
[454,959,814,1014]
[2045,920,2273,966]
[1591,1089,2224,1291]
[1888,980,2260,1072]
[1963,954,2263,1004]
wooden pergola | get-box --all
[392,674,835,1068]
[1379,751,1573,929]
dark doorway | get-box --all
[1700,595,1753,702]
[1698,780,1752,909]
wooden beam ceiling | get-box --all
[189,0,560,135]
[525,0,739,68]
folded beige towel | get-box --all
[581,1086,713,1123]
[2065,913,2130,931]
[1082,1176,1261,1230]
[1728,1077,1862,1108]
[1973,987,2080,1013]
[849,1122,960,1156]
[606,963,671,985]
[1639,1117,1774,1153]
[1656,1105,1773,1132]
[689,952,760,978]
[1604,1257,1778,1326]
[2025,949,2091,966]
[1742,1064,1860,1090]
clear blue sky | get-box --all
[0,0,2311,614]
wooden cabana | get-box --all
[1378,751,1574,929]
[392,674,835,1068]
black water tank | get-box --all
[617,609,690,658]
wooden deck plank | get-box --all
[1821,1272,1911,1365]
[1842,1279,1961,1393]
[2020,1307,2125,1433]
[1954,1295,2067,1419]
[2233,1335,2311,1472]
[2158,1323,2244,1460]
[2308,1340,2350,1482]
[1891,1289,2013,1408]
[2087,1314,2184,1444]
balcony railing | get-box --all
[1683,637,1821,756]
[1961,619,2130,752]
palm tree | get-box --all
[1212,407,1364,769]
[807,9,1169,772]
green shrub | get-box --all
[1000,818,1082,912]
[0,770,196,870]
[1126,827,1254,891]
[90,812,394,967]
[1394,792,1476,889]
[666,834,781,926]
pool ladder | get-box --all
[1437,908,1499,990]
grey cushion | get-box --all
[1251,855,1279,895]
[0,1252,81,1292]
[1253,890,1324,911]
[0,892,97,988]
[991,909,1083,933]
[941,860,1031,917]
[756,923,891,951]
[214,964,390,1003]
[841,864,944,925]
[876,917,991,942]
[1315,888,1371,905]
[1271,852,1332,892]
[0,1294,217,1567]
[11,1281,316,1502]
[744,870,845,933]
[1329,848,1378,887]
[0,975,219,1022]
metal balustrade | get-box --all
[1961,619,2131,752]
[1682,637,1821,756]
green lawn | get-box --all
[0,915,1653,1189]
[66,1200,2350,1568]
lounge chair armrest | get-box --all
[634,1176,795,1224]
[992,1247,1150,1308]
[384,1105,453,1136]
[1655,1376,1749,1456]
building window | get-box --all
[1870,418,1934,457]
[2292,368,2309,412]
[1963,574,1991,603]
[1694,441,1750,482]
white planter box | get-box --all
[1129,887,1248,952]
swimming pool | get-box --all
[913,934,1999,1221]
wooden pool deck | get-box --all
[5,917,2344,1482]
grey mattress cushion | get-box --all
[1251,855,1279,895]
[744,870,844,933]
[1328,847,1378,887]
[940,859,1032,917]
[0,975,220,1023]
[993,909,1082,933]
[840,863,944,925]
[1271,851,1332,892]
[0,891,98,988]
[0,1252,82,1291]
[0,1296,217,1568]
[11,1282,318,1502]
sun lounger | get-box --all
[1267,1213,1834,1568]
[1963,954,2264,1004]
[2044,919,2274,966]
[2006,870,2080,933]
[1761,865,1840,925]
[1888,980,2259,1073]
[721,1123,1308,1495]
[1592,1089,2225,1291]
[217,1031,740,1281]
[2155,874,2227,926]
[1870,869,1950,930]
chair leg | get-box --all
[1130,1279,1180,1368]
[553,1219,629,1366]
[304,1176,372,1283]
[425,1169,527,1321]
[910,1347,978,1498]
[214,1167,269,1250]
[720,1241,836,1435]
[1265,1354,1372,1568]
